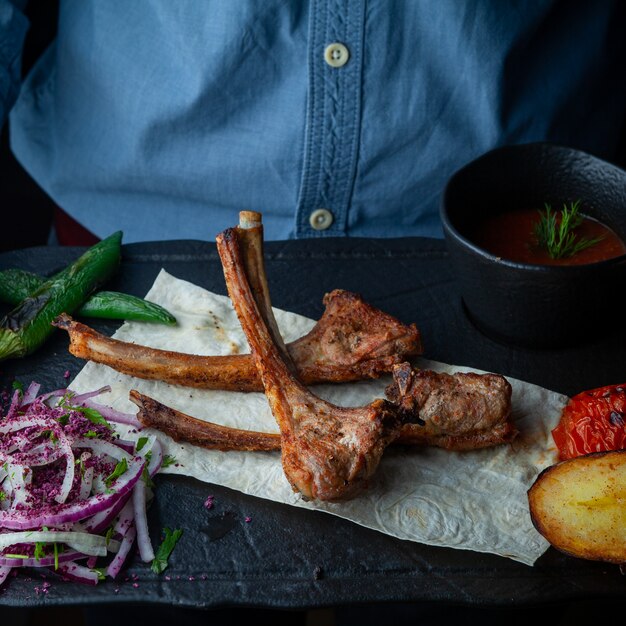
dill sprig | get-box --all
[534,200,603,259]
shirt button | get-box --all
[324,43,350,68]
[309,208,334,231]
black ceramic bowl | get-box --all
[441,142,626,348]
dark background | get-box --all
[1,1,58,252]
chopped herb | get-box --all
[136,436,149,452]
[94,567,106,581]
[34,542,46,562]
[3,553,29,559]
[42,429,58,442]
[79,407,113,430]
[104,526,115,546]
[58,397,112,430]
[11,380,24,394]
[75,456,85,478]
[0,491,6,501]
[150,528,183,574]
[54,542,59,570]
[534,200,604,259]
[84,430,98,438]
[104,458,128,487]
[161,455,177,468]
[142,465,155,489]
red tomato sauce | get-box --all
[552,383,626,460]
[468,208,626,266]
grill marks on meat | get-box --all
[290,290,421,384]
[386,363,516,450]
[53,289,421,392]
[132,366,515,453]
[216,212,404,501]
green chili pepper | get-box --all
[0,270,176,326]
[0,232,123,362]
[0,269,42,303]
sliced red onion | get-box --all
[1,471,13,504]
[112,499,135,538]
[79,466,94,500]
[0,416,55,436]
[132,480,154,562]
[5,389,21,420]
[146,437,164,478]
[53,427,75,505]
[0,530,108,556]
[106,523,136,579]
[11,443,65,468]
[80,398,143,429]
[80,493,132,534]
[55,561,100,586]
[38,387,69,406]
[71,438,132,463]
[68,386,111,405]
[0,565,11,585]
[21,382,41,407]
[0,550,86,569]
[1,382,170,588]
[114,439,137,455]
[5,462,30,511]
[0,457,145,530]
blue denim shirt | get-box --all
[2,1,625,242]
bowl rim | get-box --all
[440,142,626,272]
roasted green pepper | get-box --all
[0,231,123,361]
[0,269,176,326]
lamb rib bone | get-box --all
[130,361,515,453]
[215,211,405,501]
[53,291,422,392]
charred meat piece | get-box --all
[131,367,514,453]
[53,290,421,392]
[386,363,517,450]
[216,211,404,501]
[290,289,421,383]
[129,390,280,452]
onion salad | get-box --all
[0,382,167,587]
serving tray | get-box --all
[1,237,624,610]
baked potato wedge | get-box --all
[528,450,626,563]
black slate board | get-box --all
[1,238,625,610]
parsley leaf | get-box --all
[80,407,113,430]
[104,458,128,487]
[150,528,183,574]
[161,455,177,468]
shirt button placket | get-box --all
[295,0,365,238]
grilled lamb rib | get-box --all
[131,364,515,453]
[215,211,405,500]
[385,363,516,450]
[53,291,421,392]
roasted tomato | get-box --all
[552,383,626,460]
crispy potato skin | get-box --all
[528,450,626,563]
